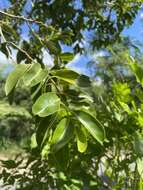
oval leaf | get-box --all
[29,69,48,87]
[76,126,87,153]
[60,52,74,62]
[76,111,105,145]
[5,64,29,96]
[51,118,74,152]
[53,69,79,84]
[32,92,60,117]
[22,63,48,87]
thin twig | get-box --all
[0,10,49,28]
[10,42,34,61]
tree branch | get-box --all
[0,10,49,28]
[10,42,34,62]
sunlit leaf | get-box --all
[22,63,48,87]
[51,118,74,152]
[5,64,29,96]
[76,126,87,153]
[76,111,105,145]
[31,133,38,149]
[60,52,74,62]
[32,92,60,117]
[53,69,79,84]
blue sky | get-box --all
[123,9,143,41]
[0,1,143,75]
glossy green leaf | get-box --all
[32,92,60,117]
[5,64,29,96]
[51,118,74,152]
[76,126,87,153]
[22,63,48,87]
[31,133,38,149]
[76,111,105,145]
[60,52,74,62]
[53,69,79,84]
[30,69,48,87]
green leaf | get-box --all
[32,92,60,117]
[36,115,58,146]
[0,42,9,58]
[53,69,79,84]
[77,75,91,88]
[119,102,132,114]
[60,52,74,62]
[51,118,74,152]
[22,63,48,87]
[54,145,69,168]
[76,111,105,145]
[41,143,50,158]
[137,158,143,177]
[134,132,143,156]
[30,133,38,149]
[46,40,61,55]
[30,69,48,87]
[2,22,17,39]
[113,82,131,103]
[5,64,29,96]
[7,88,15,105]
[130,61,143,84]
[76,126,87,153]
[36,117,50,146]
